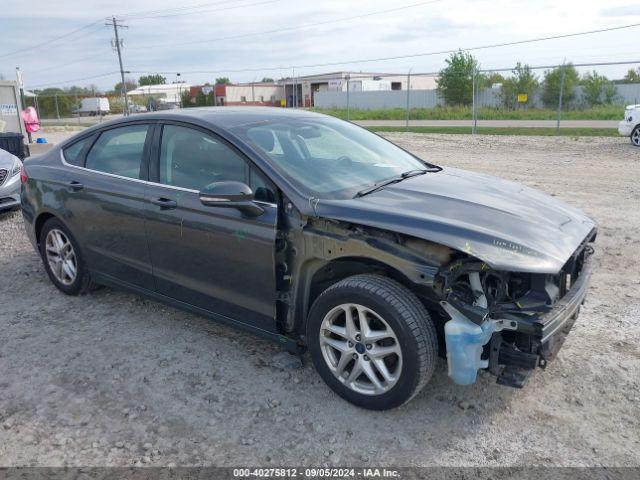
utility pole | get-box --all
[106,16,129,116]
[15,67,31,143]
[54,94,60,120]
[346,74,350,121]
[472,68,479,136]
[556,60,566,135]
[405,69,412,131]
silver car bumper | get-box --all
[0,170,21,211]
[618,121,633,137]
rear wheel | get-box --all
[307,274,438,410]
[632,126,640,147]
[39,218,94,295]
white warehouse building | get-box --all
[280,71,438,107]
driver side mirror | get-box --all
[199,181,264,217]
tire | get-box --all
[307,274,438,410]
[632,125,640,147]
[39,217,95,295]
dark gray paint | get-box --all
[317,166,596,273]
[21,107,596,347]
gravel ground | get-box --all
[0,132,639,467]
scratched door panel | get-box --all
[144,183,278,332]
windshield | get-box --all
[231,116,432,199]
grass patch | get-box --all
[367,126,620,137]
[313,104,625,121]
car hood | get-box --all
[0,149,19,168]
[316,167,596,273]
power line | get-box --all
[115,0,250,19]
[28,53,108,75]
[122,0,283,21]
[28,71,120,89]
[129,0,444,50]
[478,59,640,74]
[0,20,103,59]
[129,21,640,75]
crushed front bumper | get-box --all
[489,252,594,387]
[536,252,593,362]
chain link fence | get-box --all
[310,60,640,133]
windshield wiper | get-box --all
[354,168,437,198]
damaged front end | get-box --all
[435,229,596,388]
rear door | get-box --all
[61,122,155,289]
[144,122,279,332]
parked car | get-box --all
[127,103,148,114]
[20,108,596,409]
[618,104,640,146]
[157,101,180,110]
[0,148,22,212]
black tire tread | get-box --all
[314,273,438,406]
[40,217,96,295]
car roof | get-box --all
[117,107,330,129]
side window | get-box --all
[63,136,92,166]
[159,125,247,191]
[85,125,149,179]
[249,168,277,203]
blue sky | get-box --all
[1,0,639,91]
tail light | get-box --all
[20,164,28,184]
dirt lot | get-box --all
[1,132,639,467]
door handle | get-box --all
[151,197,178,209]
[66,181,84,191]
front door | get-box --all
[144,123,278,332]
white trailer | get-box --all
[79,97,110,116]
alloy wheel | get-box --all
[319,303,402,395]
[45,229,77,286]
[632,127,640,147]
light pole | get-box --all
[177,73,182,108]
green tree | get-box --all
[582,71,618,106]
[500,63,539,109]
[34,88,76,118]
[207,91,216,106]
[65,85,94,95]
[541,64,579,108]
[113,77,138,94]
[195,90,207,107]
[436,50,480,106]
[484,72,505,88]
[215,77,231,85]
[261,77,274,83]
[139,74,166,86]
[619,68,640,84]
[180,90,193,108]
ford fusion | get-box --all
[21,108,596,410]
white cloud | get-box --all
[1,0,638,90]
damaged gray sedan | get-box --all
[20,108,596,410]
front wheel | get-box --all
[632,126,640,147]
[307,274,438,410]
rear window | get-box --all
[63,137,92,166]
[85,125,149,179]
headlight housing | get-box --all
[11,157,21,177]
